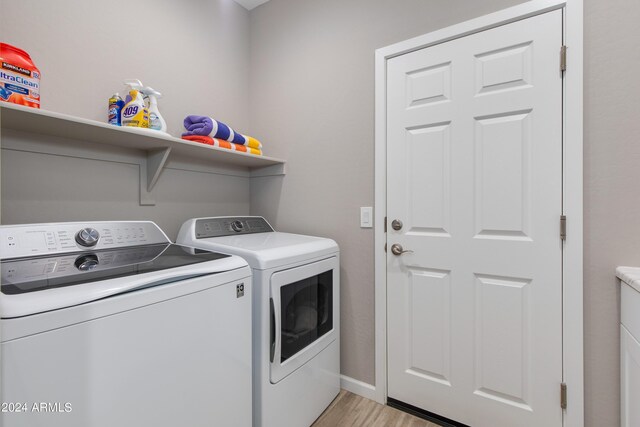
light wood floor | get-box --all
[312,390,440,427]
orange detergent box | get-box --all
[0,43,40,108]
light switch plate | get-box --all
[360,207,373,228]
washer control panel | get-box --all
[0,221,170,259]
[195,217,274,239]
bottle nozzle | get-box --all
[141,86,162,98]
[123,79,144,90]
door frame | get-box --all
[373,1,584,426]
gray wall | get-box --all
[584,0,640,425]
[248,0,525,386]
[0,0,253,238]
[1,132,251,239]
[0,0,251,134]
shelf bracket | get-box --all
[139,147,171,206]
[250,163,286,178]
[147,147,172,190]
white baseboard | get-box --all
[340,375,378,402]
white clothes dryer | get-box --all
[177,216,340,427]
[0,221,252,427]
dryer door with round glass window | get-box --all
[269,256,339,384]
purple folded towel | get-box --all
[182,115,246,144]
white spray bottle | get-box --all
[121,79,149,128]
[141,86,167,133]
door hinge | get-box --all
[560,215,567,241]
[560,382,567,409]
[384,216,387,233]
[560,45,567,72]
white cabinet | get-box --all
[621,325,640,427]
[617,267,640,427]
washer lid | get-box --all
[0,244,248,318]
[179,232,339,270]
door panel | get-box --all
[474,274,531,410]
[474,110,531,239]
[407,267,452,385]
[407,123,451,235]
[406,61,452,107]
[386,10,563,427]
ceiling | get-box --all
[233,0,271,10]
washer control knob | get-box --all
[75,254,99,271]
[75,228,100,247]
[231,220,244,232]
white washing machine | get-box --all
[177,216,340,427]
[0,221,253,427]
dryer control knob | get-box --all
[75,228,100,247]
[231,221,244,232]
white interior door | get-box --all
[386,10,563,427]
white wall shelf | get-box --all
[0,103,285,204]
